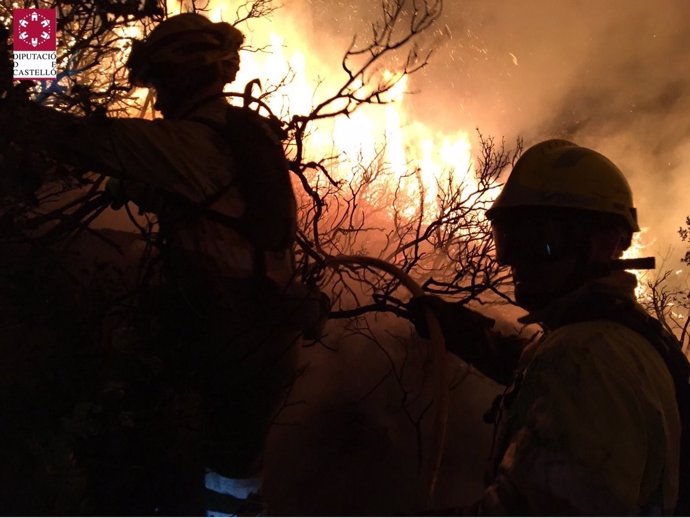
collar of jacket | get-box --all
[517,270,640,330]
[168,93,228,121]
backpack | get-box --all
[104,103,297,279]
[566,296,690,515]
[189,105,297,253]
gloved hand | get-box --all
[406,295,495,365]
[278,281,331,340]
[301,290,331,340]
[406,295,450,339]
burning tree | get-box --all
[645,271,690,353]
[0,0,518,514]
[639,219,690,355]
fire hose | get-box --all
[323,253,660,507]
[325,254,448,507]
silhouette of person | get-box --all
[1,13,328,515]
[410,140,686,515]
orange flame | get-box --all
[204,0,477,225]
[108,2,485,267]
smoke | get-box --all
[262,315,500,514]
[450,0,690,267]
[301,0,690,266]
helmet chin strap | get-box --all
[529,225,596,308]
[517,242,656,311]
[511,219,656,311]
[555,246,656,307]
[554,220,655,296]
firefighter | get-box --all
[410,140,685,514]
[1,13,327,515]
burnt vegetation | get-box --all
[644,219,690,354]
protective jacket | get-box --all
[91,95,295,285]
[56,97,327,496]
[477,271,681,515]
[0,38,326,515]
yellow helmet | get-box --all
[486,139,639,232]
[126,13,244,86]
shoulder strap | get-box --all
[186,110,264,277]
[185,107,290,278]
